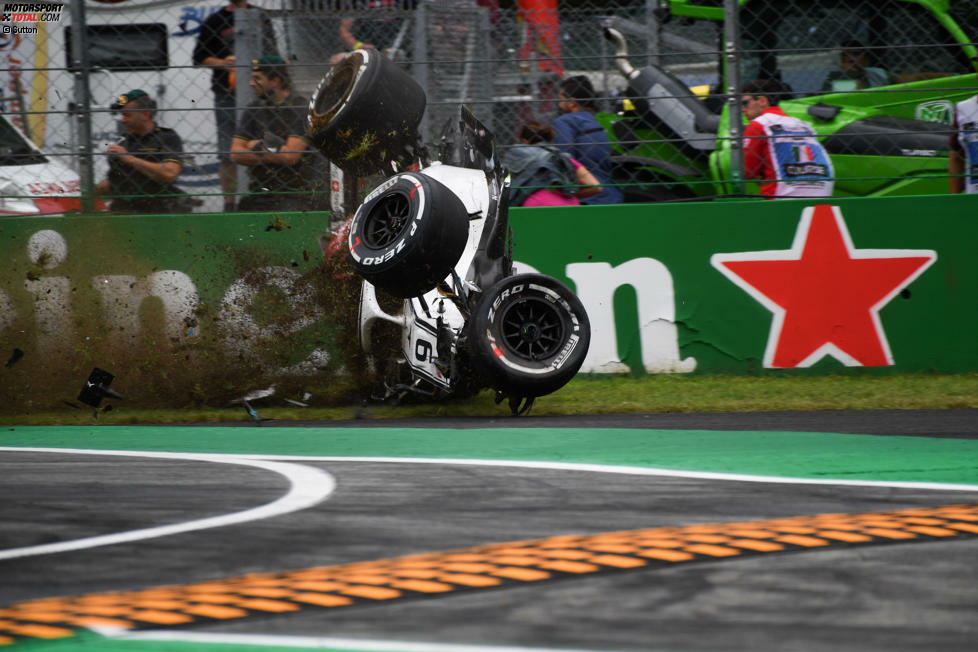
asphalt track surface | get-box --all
[1,409,977,652]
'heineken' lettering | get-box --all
[565,258,696,374]
[92,272,199,345]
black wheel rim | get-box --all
[363,192,411,249]
[499,296,565,361]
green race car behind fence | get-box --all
[599,0,978,201]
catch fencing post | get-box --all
[412,0,430,144]
[724,0,744,196]
[235,9,261,208]
[69,0,95,212]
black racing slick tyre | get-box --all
[348,172,469,298]
[307,49,426,177]
[470,273,590,398]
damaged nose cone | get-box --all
[307,50,426,177]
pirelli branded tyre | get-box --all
[348,172,469,298]
[470,273,590,398]
[307,49,426,177]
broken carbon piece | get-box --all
[494,390,535,416]
[231,385,276,424]
[242,399,261,424]
[77,367,123,408]
[5,348,23,368]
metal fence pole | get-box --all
[69,0,95,212]
[724,0,744,196]
[412,0,430,144]
[235,9,260,205]
[476,5,493,138]
[645,0,660,69]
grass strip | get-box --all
[2,374,975,425]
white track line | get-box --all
[2,449,976,561]
[233,454,978,493]
[0,448,336,561]
[93,628,611,652]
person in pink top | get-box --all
[505,121,602,207]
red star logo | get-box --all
[711,205,936,368]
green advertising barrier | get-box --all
[0,195,975,412]
[0,212,338,412]
[508,194,978,376]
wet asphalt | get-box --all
[1,409,977,651]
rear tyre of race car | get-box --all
[348,172,469,298]
[307,49,426,176]
[469,273,590,399]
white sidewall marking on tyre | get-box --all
[326,48,372,127]
[363,174,401,204]
[550,333,580,370]
[0,448,336,561]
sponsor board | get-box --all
[0,196,976,410]
[508,196,977,375]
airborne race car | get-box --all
[307,50,590,415]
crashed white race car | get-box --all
[0,115,102,216]
[308,50,591,415]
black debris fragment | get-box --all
[5,348,23,368]
[77,368,124,409]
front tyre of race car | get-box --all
[348,172,469,298]
[469,273,590,399]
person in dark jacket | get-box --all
[551,76,623,205]
[230,56,316,212]
[192,0,279,211]
[95,90,187,214]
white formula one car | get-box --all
[308,50,590,414]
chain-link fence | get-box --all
[1,0,976,214]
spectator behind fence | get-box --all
[230,56,316,212]
[552,75,623,205]
[949,55,978,194]
[742,79,835,199]
[821,39,893,93]
[192,0,279,212]
[517,0,563,77]
[95,90,188,214]
[330,0,417,65]
[504,120,602,207]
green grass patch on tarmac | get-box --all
[3,373,976,426]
